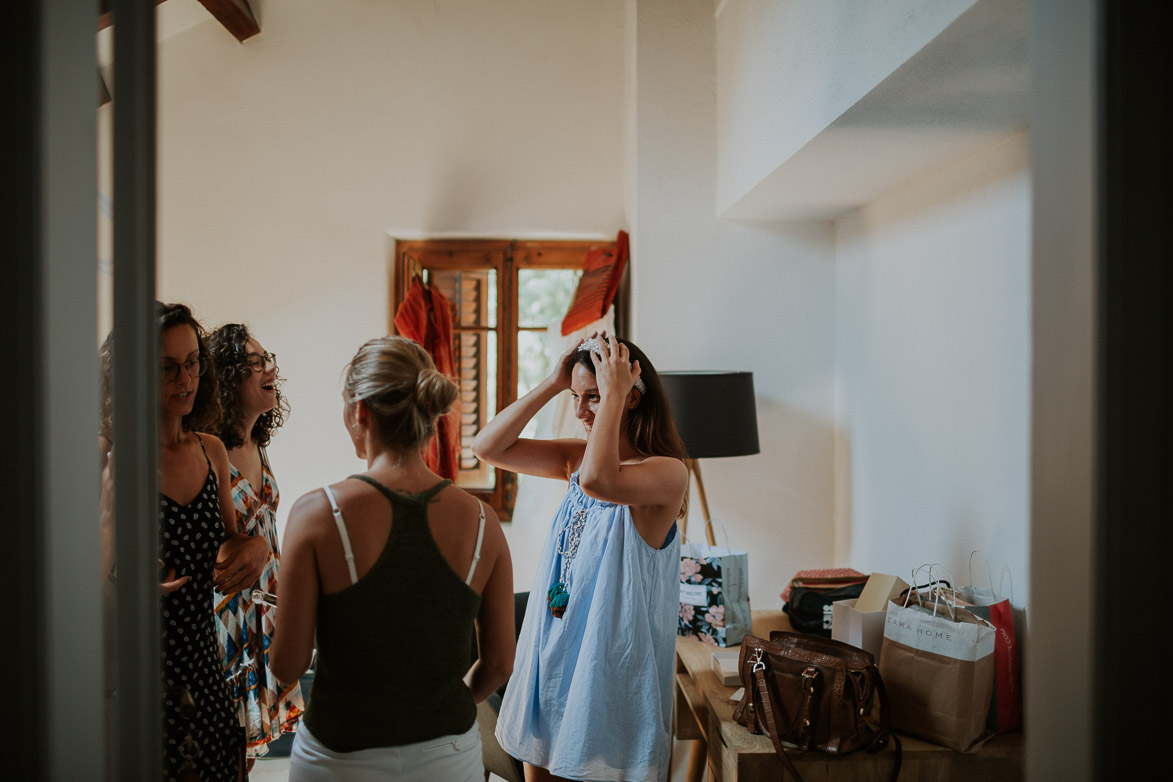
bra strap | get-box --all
[465,501,486,585]
[323,487,359,585]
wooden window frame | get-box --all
[392,238,622,520]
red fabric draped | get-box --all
[393,277,461,480]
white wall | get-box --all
[151,0,627,552]
[150,0,1032,622]
[715,0,977,213]
[834,130,1031,606]
[629,0,838,609]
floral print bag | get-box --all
[678,537,752,647]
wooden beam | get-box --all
[195,0,260,42]
[99,0,260,44]
[98,0,167,32]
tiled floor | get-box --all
[247,742,690,781]
[248,757,512,782]
[247,756,289,782]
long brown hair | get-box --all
[573,337,689,517]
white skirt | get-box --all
[289,722,481,782]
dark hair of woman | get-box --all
[207,323,290,450]
[572,336,690,516]
[158,301,221,434]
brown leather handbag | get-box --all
[733,631,902,782]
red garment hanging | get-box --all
[393,276,461,480]
[561,229,628,336]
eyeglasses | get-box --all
[160,356,208,383]
[245,351,277,372]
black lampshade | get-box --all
[659,371,760,459]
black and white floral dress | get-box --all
[159,434,244,781]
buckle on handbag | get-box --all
[751,648,765,673]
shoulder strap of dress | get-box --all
[465,501,486,585]
[322,487,359,585]
[193,432,212,468]
[259,445,270,472]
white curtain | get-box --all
[504,312,615,594]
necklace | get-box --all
[548,507,588,618]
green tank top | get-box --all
[303,476,482,751]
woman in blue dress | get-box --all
[472,331,690,782]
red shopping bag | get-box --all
[960,552,1023,733]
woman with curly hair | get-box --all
[207,323,304,765]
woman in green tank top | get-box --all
[271,335,515,782]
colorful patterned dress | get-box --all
[213,447,304,757]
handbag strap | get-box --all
[752,666,808,782]
[797,666,819,750]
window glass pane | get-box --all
[518,268,581,328]
[517,329,550,400]
[487,270,497,328]
[517,329,548,440]
[486,329,497,429]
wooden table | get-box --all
[674,611,1024,782]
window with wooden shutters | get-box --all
[392,238,621,520]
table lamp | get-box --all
[659,371,760,545]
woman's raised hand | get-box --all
[589,332,641,400]
[551,330,600,390]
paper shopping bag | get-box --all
[878,590,996,752]
[959,592,1022,732]
[959,551,1024,733]
[678,542,752,647]
[968,598,1021,733]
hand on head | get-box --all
[585,331,642,400]
[553,330,601,390]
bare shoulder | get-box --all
[197,431,229,462]
[431,485,506,548]
[284,487,336,542]
[436,483,499,523]
[196,431,232,472]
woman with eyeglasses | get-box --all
[152,302,267,781]
[206,323,304,766]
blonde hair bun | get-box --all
[345,336,458,449]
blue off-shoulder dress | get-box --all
[495,472,681,782]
